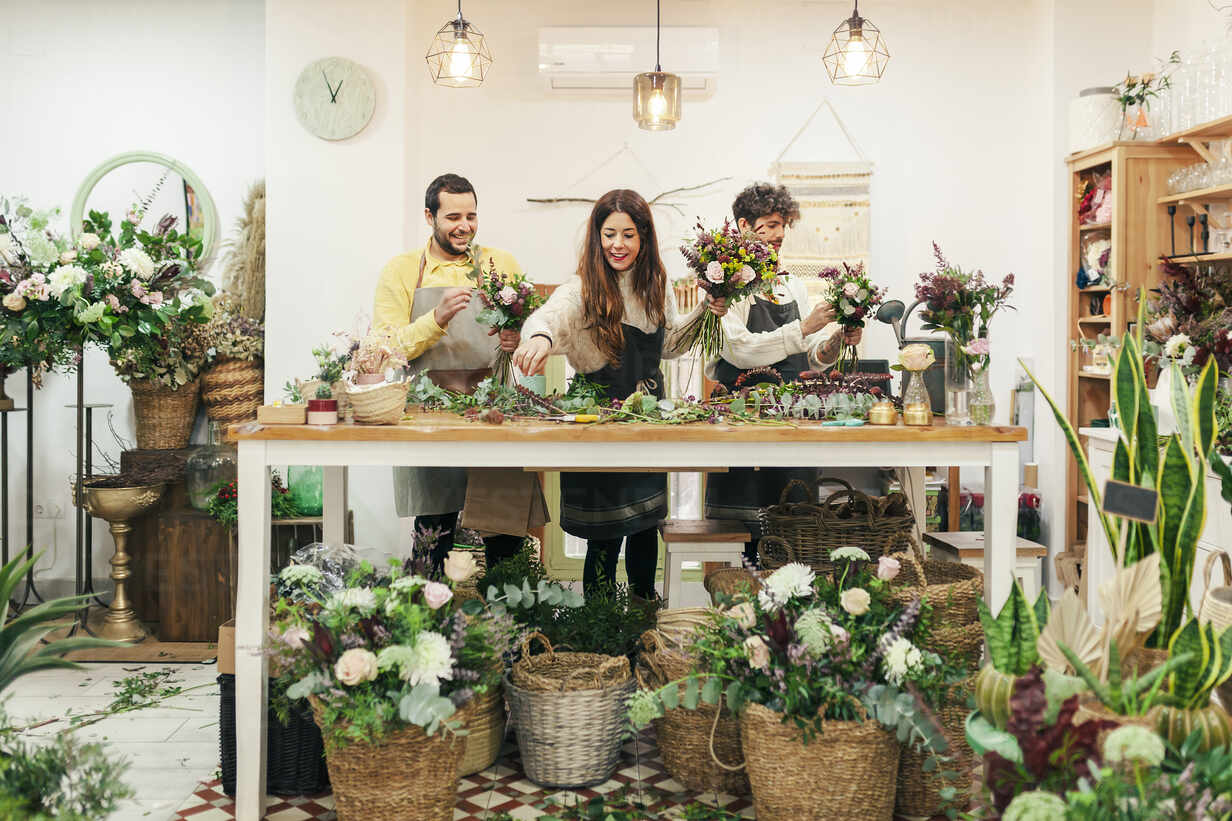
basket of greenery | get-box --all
[267,551,507,821]
[629,548,956,821]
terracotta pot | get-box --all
[354,372,385,385]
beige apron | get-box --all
[393,247,548,535]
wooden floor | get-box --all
[64,639,217,664]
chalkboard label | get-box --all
[1102,479,1158,523]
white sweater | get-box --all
[522,272,706,374]
[704,275,843,379]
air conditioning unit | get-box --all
[538,26,719,96]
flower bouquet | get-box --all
[679,220,778,359]
[470,260,546,385]
[629,550,959,820]
[818,262,886,373]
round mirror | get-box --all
[70,151,219,265]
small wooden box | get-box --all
[257,404,306,424]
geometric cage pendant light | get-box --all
[633,0,682,131]
[822,0,889,86]
[426,0,493,88]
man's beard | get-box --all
[433,222,471,256]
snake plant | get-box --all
[1059,639,1191,715]
[1022,293,1232,648]
[978,577,1050,676]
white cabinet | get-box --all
[1082,428,1232,622]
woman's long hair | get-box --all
[577,189,667,367]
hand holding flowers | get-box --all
[472,260,546,385]
[818,262,886,373]
[678,220,779,358]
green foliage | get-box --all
[1165,618,1232,709]
[204,471,299,527]
[977,579,1049,676]
[312,343,350,384]
[537,582,657,657]
[479,542,548,605]
[1059,639,1191,715]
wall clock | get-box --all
[293,56,376,141]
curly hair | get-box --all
[731,182,800,228]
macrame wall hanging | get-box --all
[769,99,871,277]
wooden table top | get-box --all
[229,412,1027,444]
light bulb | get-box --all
[448,36,474,79]
[843,34,870,76]
[647,90,667,118]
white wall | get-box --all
[1153,0,1229,57]
[1,0,264,593]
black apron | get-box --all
[706,297,817,539]
[560,323,668,540]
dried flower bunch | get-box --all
[1147,258,1232,375]
[348,326,407,377]
[202,295,264,362]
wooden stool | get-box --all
[658,519,750,607]
[923,530,1048,600]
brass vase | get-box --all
[78,482,165,642]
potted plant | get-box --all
[306,383,338,426]
[344,327,408,424]
[974,579,1050,729]
[200,295,265,426]
[268,552,506,821]
[1151,618,1232,751]
[1060,638,1192,742]
[630,550,956,821]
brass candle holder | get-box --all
[868,400,898,425]
[78,481,165,642]
[903,402,933,426]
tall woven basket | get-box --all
[758,479,914,574]
[201,358,263,426]
[458,677,506,777]
[895,677,975,817]
[346,380,406,425]
[638,632,749,795]
[129,377,201,450]
[1199,550,1232,709]
[888,538,984,629]
[506,633,634,788]
[309,697,472,821]
[741,702,900,821]
[703,567,768,605]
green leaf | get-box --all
[640,395,657,415]
[1033,589,1050,630]
[660,681,679,711]
[1171,362,1195,458]
[964,712,1022,763]
[1171,463,1207,638]
[460,599,483,616]
[725,680,745,714]
[1193,359,1219,458]
[682,676,700,710]
[1167,619,1207,703]
[701,676,722,705]
[1159,435,1192,633]
[1113,340,1141,478]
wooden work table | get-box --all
[229,413,1025,820]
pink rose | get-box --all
[705,261,725,284]
[738,265,756,285]
[743,635,771,671]
[334,648,378,686]
[130,279,146,299]
[725,601,757,629]
[842,281,860,298]
[422,581,453,610]
[282,625,310,650]
[963,338,990,357]
[876,556,901,581]
[499,285,517,305]
[145,291,164,307]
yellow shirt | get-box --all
[373,243,523,362]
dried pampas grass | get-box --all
[220,179,265,321]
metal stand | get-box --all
[7,372,43,613]
[67,357,113,608]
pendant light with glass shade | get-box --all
[633,0,682,131]
[425,0,493,88]
[822,0,889,85]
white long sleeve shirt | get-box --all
[704,274,843,379]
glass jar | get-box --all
[288,466,323,516]
[901,368,932,425]
[185,422,238,511]
[944,337,972,426]
[969,364,996,425]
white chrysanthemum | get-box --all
[795,609,837,656]
[324,587,377,616]
[48,264,87,297]
[119,247,156,280]
[75,301,105,323]
[391,574,428,592]
[1164,333,1191,359]
[279,565,324,588]
[377,644,416,679]
[1103,725,1166,766]
[23,233,58,268]
[881,636,923,685]
[762,563,814,602]
[830,546,870,563]
[406,631,454,687]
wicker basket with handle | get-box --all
[703,566,768,604]
[887,536,984,629]
[129,377,201,450]
[506,632,634,788]
[1199,550,1232,710]
[895,676,975,817]
[345,380,406,425]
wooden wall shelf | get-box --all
[1079,222,1112,232]
[1157,183,1232,205]
[1159,114,1232,144]
[1166,251,1232,264]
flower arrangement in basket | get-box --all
[200,296,265,425]
[678,220,778,358]
[817,262,885,373]
[0,198,79,387]
[344,327,408,424]
[470,259,546,385]
[629,550,964,820]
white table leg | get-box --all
[984,443,1020,612]
[236,441,271,821]
[897,467,928,546]
[323,466,347,545]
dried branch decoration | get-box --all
[527,177,733,216]
[220,179,266,321]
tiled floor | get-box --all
[6,662,222,820]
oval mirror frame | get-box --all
[70,150,219,265]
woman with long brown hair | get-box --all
[514,189,722,598]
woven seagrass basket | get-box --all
[654,607,713,653]
[896,677,975,817]
[345,380,406,425]
[201,358,263,426]
[458,684,506,777]
[129,377,201,450]
[507,633,633,788]
[1199,552,1232,710]
[309,696,472,821]
[637,631,749,795]
[703,566,767,605]
[888,537,984,628]
[741,701,900,821]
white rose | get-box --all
[738,265,756,285]
[118,247,155,280]
[443,550,478,583]
[743,635,771,671]
[2,293,25,312]
[842,281,860,298]
[499,285,517,305]
[898,344,935,371]
[79,232,101,251]
[59,250,77,264]
[705,261,726,284]
[876,556,901,581]
[725,601,757,629]
[840,587,871,616]
[334,648,378,686]
[0,233,16,266]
